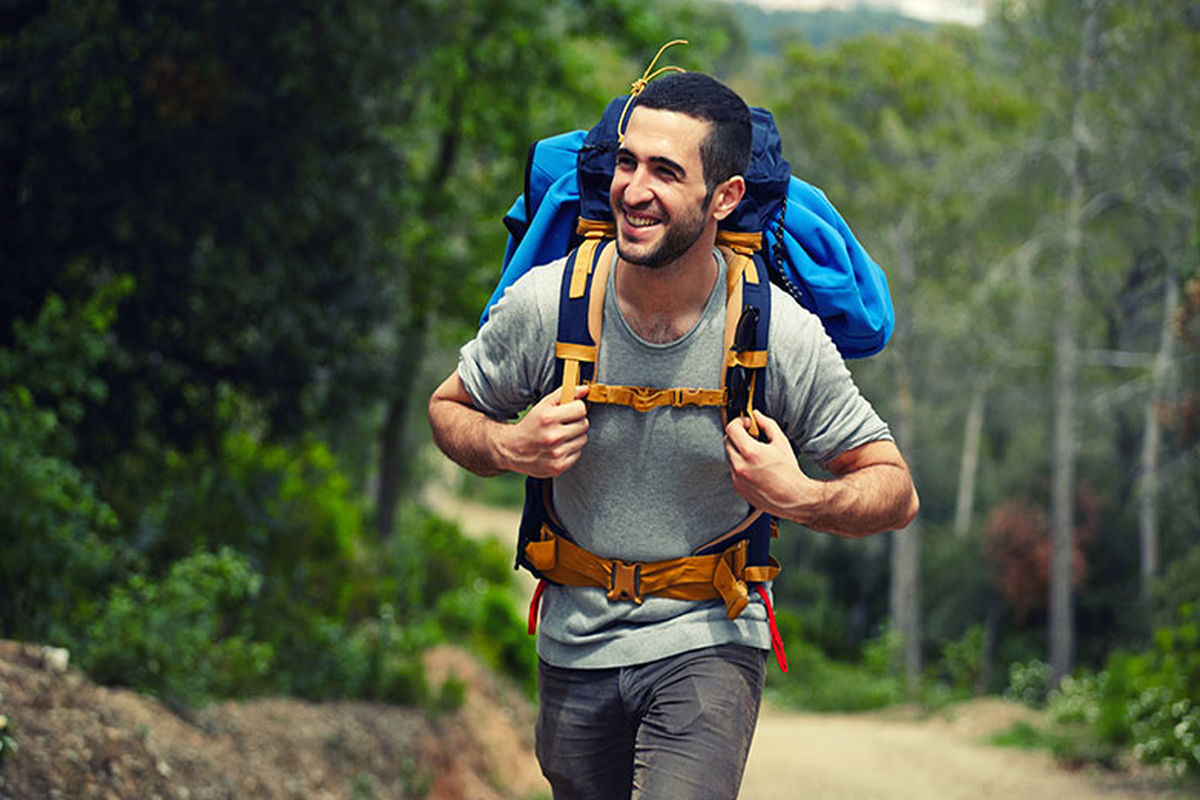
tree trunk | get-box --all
[1138,276,1178,600]
[887,216,921,695]
[954,383,985,538]
[1050,0,1099,689]
[375,326,426,539]
[891,368,922,695]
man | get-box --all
[428,72,918,800]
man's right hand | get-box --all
[493,384,590,478]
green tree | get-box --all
[2,0,417,518]
[766,25,1033,691]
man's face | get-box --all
[609,107,715,269]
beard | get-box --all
[614,197,710,270]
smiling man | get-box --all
[428,72,918,800]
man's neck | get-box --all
[614,240,720,344]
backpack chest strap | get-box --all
[586,383,726,412]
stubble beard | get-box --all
[615,198,710,270]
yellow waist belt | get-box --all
[523,523,781,620]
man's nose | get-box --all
[621,168,654,206]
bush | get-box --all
[435,583,538,697]
[934,623,987,696]
[272,606,430,706]
[1004,658,1052,708]
[1006,603,1200,778]
[765,612,903,712]
[76,548,274,706]
[1123,603,1200,778]
[0,281,130,642]
[139,429,376,620]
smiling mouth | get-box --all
[621,207,662,229]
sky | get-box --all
[736,0,987,26]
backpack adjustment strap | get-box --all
[576,218,616,238]
[727,349,768,369]
[716,230,764,255]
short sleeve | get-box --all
[765,287,893,466]
[457,258,564,419]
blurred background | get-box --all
[2,0,1197,784]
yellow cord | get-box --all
[617,39,689,143]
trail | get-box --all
[738,702,1177,800]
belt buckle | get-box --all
[607,560,643,604]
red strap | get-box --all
[755,584,788,672]
[528,578,548,635]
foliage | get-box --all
[1123,604,1200,778]
[728,0,933,55]
[125,433,531,702]
[76,548,274,707]
[457,470,528,508]
[1003,603,1200,777]
[1004,659,1053,708]
[933,624,987,696]
[766,611,902,712]
[435,584,537,697]
[1151,547,1200,630]
[2,0,416,467]
[387,507,537,696]
[983,499,1091,624]
[139,429,374,619]
[0,279,131,642]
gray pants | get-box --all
[535,644,766,800]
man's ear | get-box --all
[709,175,746,222]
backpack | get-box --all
[483,99,894,360]
[486,86,892,674]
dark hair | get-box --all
[633,72,752,195]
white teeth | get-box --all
[625,212,659,228]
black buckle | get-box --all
[726,304,759,421]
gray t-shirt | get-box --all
[458,248,891,668]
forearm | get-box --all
[726,421,919,538]
[785,460,919,538]
[428,378,510,477]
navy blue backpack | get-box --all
[484,98,893,360]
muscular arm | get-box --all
[724,411,919,538]
[428,370,590,478]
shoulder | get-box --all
[484,255,569,331]
[765,283,834,356]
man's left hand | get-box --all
[724,410,820,518]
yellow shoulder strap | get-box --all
[559,239,616,403]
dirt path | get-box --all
[739,702,1178,800]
